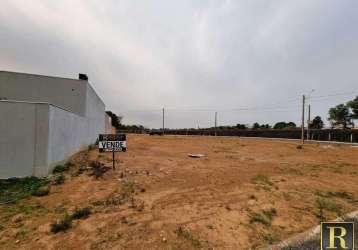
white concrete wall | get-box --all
[0,71,87,116]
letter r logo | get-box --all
[321,222,354,250]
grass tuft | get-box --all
[71,207,91,220]
[50,213,72,233]
[315,197,341,221]
[251,174,273,186]
[53,174,65,185]
[175,226,202,248]
[249,208,277,226]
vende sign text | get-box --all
[98,134,127,152]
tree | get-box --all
[260,124,271,129]
[348,96,358,119]
[105,111,122,130]
[286,122,296,128]
[328,104,353,129]
[273,122,296,129]
[252,122,260,129]
[273,122,287,129]
[310,116,324,129]
[236,124,247,129]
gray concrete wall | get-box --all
[0,72,106,178]
[0,71,87,116]
[0,101,49,178]
[84,83,105,142]
[47,105,88,170]
[0,100,105,178]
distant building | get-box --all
[0,71,113,178]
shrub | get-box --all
[32,186,50,197]
[54,175,65,185]
[52,165,69,174]
[71,207,91,220]
[89,161,109,179]
[50,213,72,233]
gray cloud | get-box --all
[1,0,357,128]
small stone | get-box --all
[162,237,167,243]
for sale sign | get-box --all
[99,134,126,152]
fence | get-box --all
[119,129,358,143]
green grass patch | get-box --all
[0,177,49,204]
[1,203,49,221]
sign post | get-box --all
[98,134,127,170]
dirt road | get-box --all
[1,135,358,249]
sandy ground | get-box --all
[1,134,358,250]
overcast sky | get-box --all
[1,0,357,128]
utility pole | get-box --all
[162,108,165,135]
[215,112,217,136]
[307,104,311,140]
[301,95,305,144]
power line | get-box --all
[117,90,358,113]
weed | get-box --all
[263,232,280,244]
[327,191,354,200]
[251,174,273,186]
[175,226,202,248]
[249,208,277,226]
[52,165,69,174]
[53,175,65,185]
[89,161,110,179]
[32,186,50,197]
[315,197,341,221]
[316,190,354,201]
[262,208,277,220]
[71,207,91,220]
[249,212,271,226]
[0,177,49,204]
[50,213,72,233]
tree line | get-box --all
[105,96,358,132]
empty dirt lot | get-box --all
[1,135,358,250]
